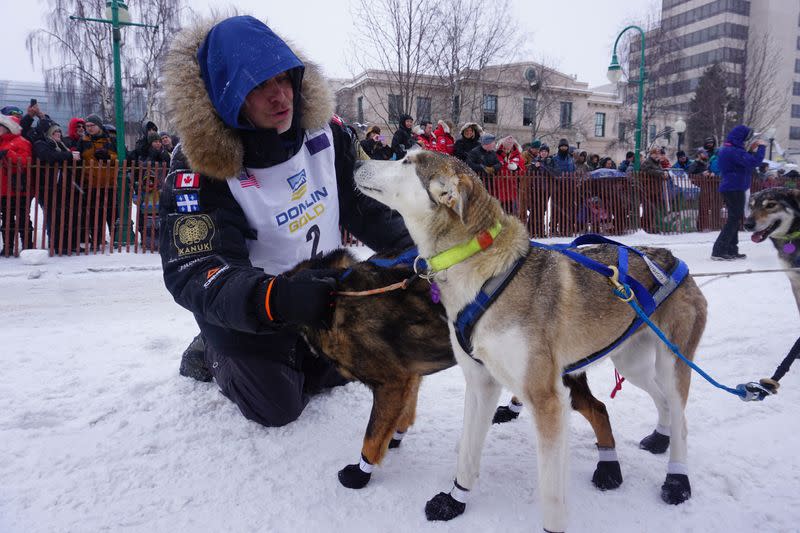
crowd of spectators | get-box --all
[0,101,178,256]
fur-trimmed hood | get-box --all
[459,122,482,138]
[164,15,334,179]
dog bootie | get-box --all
[388,430,405,449]
[492,400,522,424]
[639,430,670,454]
[661,473,691,504]
[592,461,623,490]
[425,492,466,521]
[338,455,372,489]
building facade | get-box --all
[334,62,677,162]
[644,0,800,155]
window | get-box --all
[594,112,606,137]
[356,96,364,124]
[796,58,800,73]
[523,97,536,126]
[794,83,800,96]
[483,94,498,124]
[793,105,800,118]
[388,94,402,123]
[797,36,800,51]
[559,101,572,128]
[416,96,432,123]
[791,127,800,140]
[618,122,627,142]
[648,123,657,145]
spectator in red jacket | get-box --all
[0,114,34,256]
[417,121,437,150]
[65,118,86,150]
[432,120,454,155]
[494,136,522,213]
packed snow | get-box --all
[1,231,798,533]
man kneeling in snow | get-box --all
[159,15,411,426]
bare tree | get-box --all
[26,0,182,128]
[687,63,738,148]
[739,32,790,132]
[349,0,438,129]
[427,0,524,125]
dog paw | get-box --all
[338,463,371,489]
[592,460,623,490]
[425,492,466,521]
[639,430,670,454]
[661,473,691,505]
[492,405,520,424]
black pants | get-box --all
[713,190,745,257]
[205,339,348,427]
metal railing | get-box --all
[0,159,788,258]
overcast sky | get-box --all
[5,0,658,89]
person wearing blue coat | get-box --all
[711,125,766,260]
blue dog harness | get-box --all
[453,234,689,374]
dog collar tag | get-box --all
[430,282,441,304]
[784,242,796,254]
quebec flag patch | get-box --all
[175,192,200,213]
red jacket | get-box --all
[432,122,454,155]
[0,131,32,197]
[418,132,437,151]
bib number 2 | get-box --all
[306,224,323,258]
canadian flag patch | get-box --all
[176,172,199,189]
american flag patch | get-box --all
[238,173,260,188]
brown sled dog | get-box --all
[288,249,622,491]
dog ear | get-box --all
[431,175,469,222]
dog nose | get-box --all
[743,218,755,231]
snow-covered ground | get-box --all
[1,232,798,533]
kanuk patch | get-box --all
[175,192,200,213]
[173,214,215,257]
[176,172,199,189]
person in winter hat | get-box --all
[360,125,392,160]
[551,138,575,175]
[522,140,541,167]
[391,113,416,159]
[453,122,482,161]
[494,136,522,212]
[161,15,411,428]
[711,125,766,260]
[432,120,454,156]
[672,150,691,171]
[158,132,175,154]
[416,121,436,151]
[32,118,82,254]
[0,114,34,256]
[466,133,501,177]
[617,151,635,173]
[65,118,86,150]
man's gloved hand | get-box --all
[265,270,338,329]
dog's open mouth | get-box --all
[751,220,781,243]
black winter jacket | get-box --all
[466,145,501,176]
[454,137,480,161]
[159,121,412,364]
[391,114,416,159]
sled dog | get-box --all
[353,151,707,532]
[745,187,800,313]
[290,249,621,491]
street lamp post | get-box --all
[575,131,584,150]
[70,1,158,160]
[765,127,777,160]
[70,1,158,246]
[674,117,687,152]
[608,25,646,171]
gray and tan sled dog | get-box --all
[289,249,622,491]
[745,187,800,313]
[354,151,707,532]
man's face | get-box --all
[151,139,162,151]
[558,145,568,154]
[242,71,294,133]
[679,155,688,163]
[161,135,172,147]
[76,123,85,136]
[540,149,549,157]
[482,142,496,151]
[424,123,432,135]
[86,123,101,136]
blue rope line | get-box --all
[614,284,746,399]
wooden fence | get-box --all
[0,159,787,257]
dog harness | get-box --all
[453,234,689,374]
